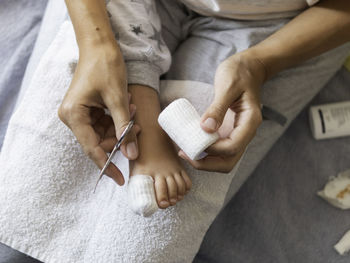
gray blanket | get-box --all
[0,1,349,262]
[0,0,47,150]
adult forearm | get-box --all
[65,0,118,54]
[246,0,350,80]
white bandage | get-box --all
[127,174,158,217]
[335,230,350,255]
[158,98,219,160]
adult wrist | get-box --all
[79,39,122,62]
[234,49,269,84]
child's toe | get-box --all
[166,176,178,205]
[181,171,192,193]
[174,173,186,198]
[154,176,170,209]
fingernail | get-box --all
[170,198,177,204]
[126,142,138,159]
[111,174,124,186]
[178,195,184,200]
[203,117,217,130]
[160,201,169,207]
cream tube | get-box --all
[309,101,350,140]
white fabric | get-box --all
[335,230,350,255]
[180,0,320,20]
[158,98,219,160]
[0,21,242,263]
[127,174,159,217]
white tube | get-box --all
[309,101,350,140]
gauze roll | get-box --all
[127,174,159,217]
[158,98,219,160]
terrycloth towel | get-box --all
[0,21,242,263]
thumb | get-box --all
[200,93,232,133]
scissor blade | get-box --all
[93,120,134,193]
[92,145,119,193]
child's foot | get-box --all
[130,126,192,209]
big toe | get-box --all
[127,174,158,217]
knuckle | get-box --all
[58,101,79,122]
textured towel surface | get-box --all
[0,21,241,263]
[127,174,159,217]
[158,98,219,160]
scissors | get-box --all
[93,120,134,193]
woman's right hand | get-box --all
[58,42,139,186]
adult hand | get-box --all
[179,51,265,173]
[58,43,139,185]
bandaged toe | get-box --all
[127,174,158,217]
[158,98,219,160]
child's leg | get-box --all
[129,84,192,209]
[105,0,193,210]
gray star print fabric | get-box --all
[106,0,171,92]
[106,0,321,92]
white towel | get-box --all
[0,21,242,263]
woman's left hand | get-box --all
[178,51,266,173]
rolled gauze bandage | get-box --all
[158,98,219,160]
[127,174,159,217]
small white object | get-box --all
[317,169,350,210]
[309,101,350,140]
[335,230,350,255]
[127,174,159,217]
[158,98,219,160]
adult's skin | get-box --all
[179,0,350,172]
[59,0,140,185]
[60,0,350,176]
